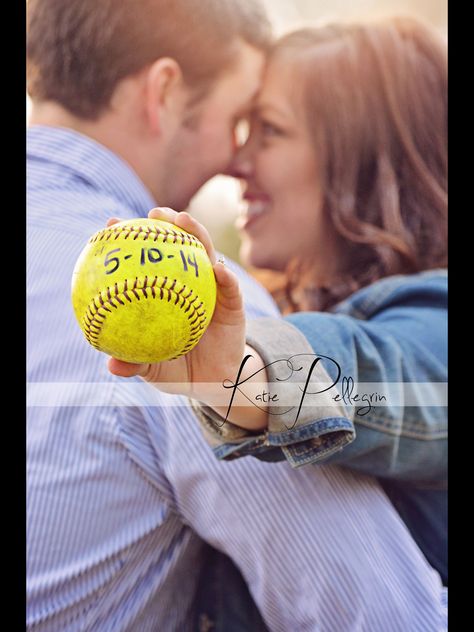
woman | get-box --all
[109,16,447,586]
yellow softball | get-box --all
[71,218,217,363]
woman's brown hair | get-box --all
[268,17,447,313]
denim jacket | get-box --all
[192,269,447,583]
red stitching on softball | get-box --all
[82,276,209,356]
[89,224,204,249]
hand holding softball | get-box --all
[106,208,247,397]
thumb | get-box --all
[106,217,122,227]
[213,262,244,317]
[108,357,151,378]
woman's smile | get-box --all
[235,191,272,232]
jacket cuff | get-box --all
[191,318,355,468]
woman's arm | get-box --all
[196,288,447,482]
[261,280,447,481]
[108,209,446,481]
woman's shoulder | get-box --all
[331,268,447,320]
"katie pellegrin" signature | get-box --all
[221,354,387,429]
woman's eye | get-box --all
[261,121,282,138]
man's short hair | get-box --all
[27,0,272,119]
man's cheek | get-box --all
[218,135,237,171]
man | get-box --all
[27,1,446,630]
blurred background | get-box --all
[27,0,447,267]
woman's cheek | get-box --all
[255,148,283,185]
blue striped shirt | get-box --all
[27,125,447,631]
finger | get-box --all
[148,207,180,225]
[107,217,122,227]
[108,357,151,378]
[174,212,217,265]
[213,262,244,316]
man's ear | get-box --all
[144,58,185,135]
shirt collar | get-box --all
[27,125,157,216]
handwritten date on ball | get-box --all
[71,218,216,363]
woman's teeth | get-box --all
[235,197,270,231]
[246,200,268,217]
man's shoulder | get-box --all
[27,125,152,235]
[28,183,135,239]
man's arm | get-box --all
[158,409,447,631]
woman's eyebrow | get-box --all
[256,97,293,115]
[256,102,281,114]
[255,102,295,125]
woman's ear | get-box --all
[144,58,185,135]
